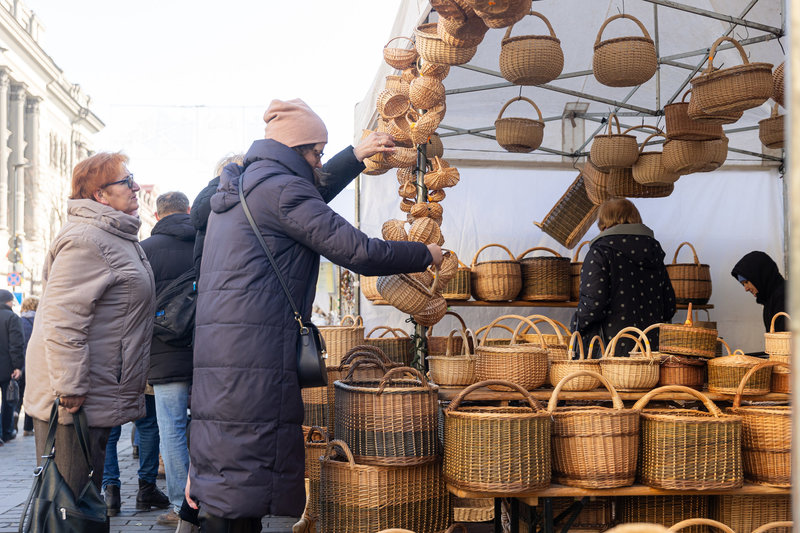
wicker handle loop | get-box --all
[750,522,794,533]
[518,314,566,345]
[621,124,663,136]
[445,328,471,357]
[605,113,622,135]
[323,439,355,467]
[340,314,363,327]
[447,379,543,412]
[638,323,663,348]
[306,425,329,444]
[572,240,591,261]
[771,101,780,118]
[718,337,732,356]
[444,524,469,533]
[618,333,646,355]
[680,89,693,103]
[428,310,468,338]
[377,366,431,394]
[604,326,651,359]
[474,323,517,342]
[770,311,791,332]
[733,360,788,408]
[496,96,543,122]
[587,335,605,358]
[668,518,735,533]
[385,36,415,49]
[342,357,389,378]
[638,132,666,155]
[548,370,624,411]
[706,36,750,74]
[671,241,700,265]
[342,345,392,365]
[632,385,723,415]
[567,330,585,360]
[471,243,517,266]
[516,246,562,260]
[503,10,558,41]
[392,328,410,338]
[595,13,653,45]
[509,318,546,348]
[366,326,398,339]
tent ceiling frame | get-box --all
[639,0,783,36]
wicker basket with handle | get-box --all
[427,311,472,356]
[471,0,529,29]
[412,294,448,327]
[415,22,477,66]
[475,314,549,390]
[751,522,793,533]
[593,13,657,87]
[377,273,436,315]
[773,62,785,107]
[666,242,712,305]
[319,315,365,366]
[659,314,718,360]
[443,379,552,493]
[764,312,791,356]
[499,11,564,85]
[516,246,571,301]
[590,113,639,170]
[365,327,413,366]
[361,275,381,301]
[582,159,613,205]
[662,137,717,175]
[409,73,446,111]
[664,90,724,141]
[473,323,518,347]
[636,322,707,390]
[716,495,792,533]
[427,328,477,386]
[668,519,734,533]
[759,102,784,149]
[441,257,471,300]
[632,131,681,185]
[549,332,601,390]
[383,36,418,70]
[599,327,660,392]
[495,96,545,153]
[435,0,488,48]
[304,426,328,520]
[470,243,522,301]
[708,345,772,395]
[634,385,743,490]
[535,173,599,248]
[516,314,571,361]
[570,240,591,300]
[608,166,674,198]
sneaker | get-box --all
[157,509,180,527]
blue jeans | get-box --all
[103,393,160,488]
[152,381,190,512]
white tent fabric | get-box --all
[352,0,786,352]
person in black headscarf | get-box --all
[731,251,787,332]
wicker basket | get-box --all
[415,22,477,66]
[443,379,552,493]
[599,327,660,392]
[516,314,571,362]
[302,384,329,431]
[472,0,529,29]
[716,495,792,533]
[764,312,791,356]
[427,311,472,356]
[534,173,599,248]
[365,327,413,366]
[695,135,729,172]
[548,370,639,488]
[751,523,794,533]
[618,496,710,533]
[441,258,471,300]
[549,332,601,390]
[427,329,477,386]
[668,519,734,533]
[378,273,435,314]
[319,315,365,366]
[385,74,410,98]
[516,247,571,301]
[473,323,519,347]
[424,156,460,189]
[666,243,712,305]
[633,132,681,185]
[470,243,522,301]
[383,36,418,70]
[361,275,382,301]
[304,426,328,520]
[499,11,564,85]
[708,348,772,395]
[773,62,785,107]
[662,138,717,175]
[570,240,590,301]
[412,294,448,326]
[590,114,639,170]
[452,496,494,522]
[475,314,549,390]
[495,96,545,153]
[409,74,446,111]
[634,385,743,490]
[608,167,674,199]
[659,353,706,390]
[377,89,411,120]
[320,439,450,533]
[665,90,724,141]
[759,103,784,149]
[435,2,489,48]
[593,13,657,87]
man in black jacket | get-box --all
[141,192,196,527]
[0,289,23,444]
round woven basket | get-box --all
[664,90,724,141]
[589,114,639,170]
[632,132,681,185]
[436,7,488,48]
[593,14,657,87]
[666,242,712,305]
[599,327,660,392]
[319,315,365,366]
[472,0,529,29]
[516,246,571,301]
[385,74,410,98]
[499,11,564,85]
[415,22,477,66]
[662,138,716,175]
[494,96,545,153]
[607,166,674,199]
[759,102,784,149]
[365,327,413,366]
[427,328,477,386]
[412,294,448,327]
[695,135,729,172]
[764,312,791,356]
[773,62,785,107]
[470,243,522,301]
[549,332,601,390]
[475,315,549,390]
[409,74,445,110]
[570,240,591,301]
[377,89,410,120]
[708,348,772,395]
[424,156,460,189]
[377,273,435,315]
[383,36,418,70]
[687,93,743,125]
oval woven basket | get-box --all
[773,62,785,107]
[764,311,791,356]
[659,315,718,359]
[499,11,564,85]
[494,96,545,153]
[708,348,772,395]
[549,332,601,390]
[570,240,591,301]
[664,90,724,141]
[427,328,477,386]
[662,138,716,175]
[632,131,681,185]
[409,74,446,110]
[383,36,418,70]
[415,22,477,66]
[582,160,613,205]
[365,327,413,366]
[607,166,674,198]
[696,135,729,172]
[593,13,657,87]
[319,315,365,366]
[436,6,488,48]
[470,243,522,301]
[758,102,784,149]
[665,242,712,305]
[599,327,660,391]
[377,273,435,315]
[687,93,743,125]
[590,114,639,170]
[441,258,471,300]
[638,323,706,390]
[475,314,549,390]
[377,89,410,120]
[516,246,571,301]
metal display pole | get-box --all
[411,140,429,371]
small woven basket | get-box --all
[764,311,791,356]
[666,242,712,305]
[470,243,522,301]
[304,426,328,520]
[708,348,772,395]
[415,22,477,66]
[633,385,743,490]
[516,246,571,301]
[319,315,365,366]
[427,329,477,386]
[495,96,545,153]
[590,113,639,170]
[659,354,706,391]
[361,275,381,301]
[570,240,590,301]
[427,311,471,356]
[409,74,446,111]
[549,332,601,390]
[608,167,674,198]
[534,173,599,248]
[593,13,657,87]
[377,273,435,315]
[759,102,784,149]
[472,0,529,29]
[716,496,792,533]
[632,131,681,185]
[441,258,471,300]
[436,3,488,48]
[423,156,460,189]
[499,11,564,85]
[377,89,410,120]
[664,90,724,141]
[475,314,549,390]
[773,62,785,107]
[599,327,660,392]
[383,36,418,70]
[365,327,413,366]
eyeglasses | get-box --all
[102,174,135,189]
[310,150,324,161]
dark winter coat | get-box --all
[0,304,24,382]
[20,311,34,356]
[190,176,219,279]
[571,224,676,356]
[190,140,432,519]
[140,212,196,384]
[731,251,787,332]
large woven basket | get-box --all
[708,348,772,396]
[516,314,571,362]
[599,327,660,392]
[666,242,712,305]
[365,326,413,366]
[634,385,743,490]
[662,138,717,175]
[590,114,639,170]
[633,132,681,185]
[427,329,477,386]
[773,62,785,107]
[593,13,657,87]
[608,166,674,199]
[549,370,639,488]
[320,439,450,533]
[582,159,613,205]
[727,361,790,487]
[570,240,590,300]
[759,103,784,149]
[499,11,563,85]
[304,426,328,520]
[441,258,471,300]
[764,312,791,356]
[665,90,724,141]
[415,22,477,66]
[549,332,601,390]
[475,314,549,390]
[377,273,435,314]
[334,365,439,466]
[535,173,599,248]
[716,495,792,533]
[319,315,365,366]
[301,384,329,433]
[444,379,552,493]
[470,243,522,301]
[495,96,545,153]
[516,246,571,301]
[618,496,710,533]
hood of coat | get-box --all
[210,139,314,214]
[590,223,666,267]
[67,198,142,241]
[150,212,195,241]
[731,251,784,304]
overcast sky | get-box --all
[28,0,405,200]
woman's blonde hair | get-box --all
[21,297,39,312]
[597,197,642,231]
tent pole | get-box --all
[654,4,662,111]
[639,0,783,36]
[412,140,429,372]
[788,0,798,522]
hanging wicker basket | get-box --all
[470,243,522,301]
[764,311,791,356]
[472,0,529,29]
[475,314,549,390]
[499,11,564,85]
[495,96,545,153]
[607,166,674,198]
[382,219,408,241]
[360,275,381,302]
[687,93,743,125]
[423,157,460,189]
[549,332,601,390]
[377,89,410,120]
[664,90,724,141]
[570,240,590,301]
[365,327,413,366]
[534,173,599,248]
[695,135,728,172]
[666,242,712,305]
[632,132,681,185]
[383,36,418,70]
[415,22,477,66]
[590,114,639,170]
[409,74,446,111]
[773,62,785,107]
[436,3,488,48]
[662,138,717,175]
[319,315,365,366]
[427,328,477,386]
[593,13,657,87]
[582,160,613,205]
[759,102,784,149]
[516,247,571,301]
[441,258,471,301]
[377,273,435,315]
[412,294,448,327]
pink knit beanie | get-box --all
[263,98,328,147]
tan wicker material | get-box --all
[495,96,545,153]
[304,426,328,520]
[428,189,446,202]
[441,258,471,300]
[687,92,743,125]
[473,0,529,29]
[361,275,381,301]
[383,36,418,70]
[764,312,791,355]
[664,90,724,141]
[534,173,599,248]
[409,75,446,110]
[444,380,552,493]
[427,311,471,356]
[470,243,522,301]
[590,114,640,170]
[668,519,734,533]
[516,315,571,361]
[716,495,791,533]
[408,217,442,245]
[399,199,414,213]
[301,384,328,429]
[363,157,391,176]
[633,132,681,185]
[751,522,793,533]
[437,14,487,48]
[424,157,460,189]
[319,315,365,366]
[548,370,639,488]
[633,385,743,491]
[417,58,450,81]
[427,133,444,158]
[386,144,418,169]
[475,315,549,390]
[771,367,790,394]
[759,103,784,149]
[499,11,564,85]
[415,22,477,66]
[773,62,785,107]
[570,240,590,300]
[410,201,442,220]
[549,332,601,390]
[413,294,448,327]
[516,247,571,301]
[608,167,674,198]
[334,365,439,466]
[365,327,413,366]
[473,323,519,347]
[452,496,494,522]
[658,354,706,390]
[385,74,410,98]
[666,243,712,305]
[382,219,408,241]
[427,329,477,386]
[582,159,614,205]
[662,138,716,175]
[377,273,435,315]
[410,109,443,146]
[593,14,657,87]
[545,498,614,531]
[319,439,450,533]
[388,114,413,146]
[708,349,772,395]
[618,496,709,533]
[377,89,410,120]
[599,327,660,392]
[690,36,773,114]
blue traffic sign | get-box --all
[7,272,21,286]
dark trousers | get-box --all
[33,418,111,497]
[0,379,14,439]
[17,376,33,431]
[198,510,262,533]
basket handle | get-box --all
[428,310,468,337]
[617,333,646,355]
[471,243,517,267]
[447,379,543,412]
[567,330,585,360]
[605,113,622,135]
[732,349,746,355]
[392,328,410,338]
[638,132,667,155]
[495,96,543,123]
[772,101,780,118]
[516,246,563,260]
[572,240,591,261]
[516,314,566,345]
[750,522,794,533]
[503,10,558,41]
[733,360,788,408]
[478,314,545,349]
[595,13,653,45]
[681,89,693,103]
[587,335,605,358]
[385,36,415,49]
[366,326,398,339]
[603,326,652,359]
[322,439,355,467]
[668,518,735,533]
[717,337,731,356]
[547,370,624,411]
[337,354,388,376]
[342,344,392,365]
[340,314,363,327]
[445,328,471,357]
[632,385,723,416]
[671,242,700,265]
[377,366,432,394]
[770,311,791,333]
[306,425,329,445]
[705,36,750,75]
[621,124,663,136]
[444,524,469,533]
[343,358,391,381]
[474,323,517,342]
[509,317,547,349]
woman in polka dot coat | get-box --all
[571,198,676,356]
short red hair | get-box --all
[70,152,129,200]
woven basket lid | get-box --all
[708,352,765,368]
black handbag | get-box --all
[5,379,19,403]
[238,174,328,389]
[18,398,109,533]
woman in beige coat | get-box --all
[24,152,155,496]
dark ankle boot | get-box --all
[104,484,121,517]
[199,510,262,533]
[136,479,170,511]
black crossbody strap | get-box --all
[238,174,307,334]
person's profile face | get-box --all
[742,280,758,297]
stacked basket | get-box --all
[764,312,791,393]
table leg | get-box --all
[511,498,520,533]
[543,498,554,533]
[494,498,503,533]
[558,497,587,533]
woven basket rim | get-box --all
[502,34,561,46]
[661,323,716,335]
[334,378,439,393]
[473,259,520,266]
[446,406,550,420]
[660,355,706,367]
[322,453,441,471]
[495,117,544,127]
[666,262,710,268]
[594,35,654,50]
[519,256,570,264]
[641,408,742,423]
[476,345,548,355]
[691,62,774,86]
[426,354,476,361]
[729,405,790,416]
[593,132,637,141]
[551,405,639,416]
[710,354,770,367]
